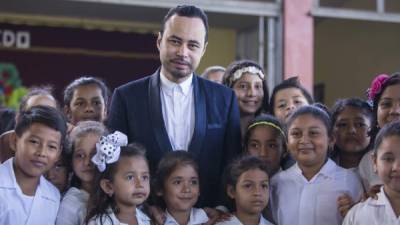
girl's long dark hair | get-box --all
[85,143,147,225]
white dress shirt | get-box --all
[160,72,195,151]
[358,150,382,190]
[0,158,60,225]
[87,207,151,225]
[164,208,208,225]
[56,187,89,225]
[269,159,363,225]
[215,215,274,225]
[343,186,400,225]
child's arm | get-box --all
[337,194,355,217]
[203,207,231,225]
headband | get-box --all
[91,131,128,172]
[247,121,286,139]
[231,66,265,83]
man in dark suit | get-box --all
[107,5,241,207]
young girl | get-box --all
[86,140,151,225]
[153,151,209,225]
[223,60,269,138]
[63,76,109,125]
[269,77,313,124]
[217,155,273,225]
[46,151,70,194]
[331,98,373,170]
[269,105,363,225]
[56,121,108,225]
[343,121,400,224]
[244,114,289,175]
[359,73,400,190]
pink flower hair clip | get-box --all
[367,74,390,102]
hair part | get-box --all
[63,76,110,108]
[161,5,209,43]
[85,142,148,225]
[269,76,314,115]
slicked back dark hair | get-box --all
[286,105,332,137]
[374,121,400,155]
[161,5,209,43]
[19,85,57,112]
[269,77,314,115]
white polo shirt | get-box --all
[164,208,208,225]
[270,159,363,225]
[343,186,400,225]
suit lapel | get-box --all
[188,75,206,157]
[148,71,173,152]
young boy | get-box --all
[0,105,67,224]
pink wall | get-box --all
[283,0,314,94]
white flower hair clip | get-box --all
[232,66,265,83]
[91,131,128,172]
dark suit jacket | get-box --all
[107,70,242,207]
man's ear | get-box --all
[8,131,17,153]
[201,41,208,57]
[372,152,378,174]
[63,105,71,121]
[227,185,235,199]
[100,179,114,197]
[156,32,162,51]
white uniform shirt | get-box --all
[215,215,274,225]
[164,208,208,225]
[56,187,89,225]
[0,158,60,225]
[87,207,151,225]
[358,150,382,190]
[160,72,195,151]
[269,159,363,225]
[343,186,400,225]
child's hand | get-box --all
[363,184,382,200]
[337,194,355,217]
[146,205,166,225]
[203,207,232,225]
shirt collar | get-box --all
[293,158,336,181]
[160,71,193,96]
[165,208,208,225]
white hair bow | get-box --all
[91,131,128,172]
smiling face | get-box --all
[228,168,269,216]
[232,73,264,116]
[161,164,200,214]
[14,123,62,181]
[72,133,99,186]
[333,106,371,153]
[377,84,400,128]
[287,114,330,171]
[374,135,400,196]
[274,88,309,123]
[247,125,284,175]
[108,156,150,208]
[157,15,207,83]
[66,84,106,125]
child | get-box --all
[153,151,209,225]
[244,114,288,175]
[0,105,67,224]
[269,105,363,225]
[46,151,70,194]
[269,77,313,124]
[86,140,151,225]
[359,73,400,190]
[63,76,109,125]
[331,98,373,170]
[0,86,58,163]
[217,155,273,225]
[343,121,400,224]
[223,60,269,138]
[56,121,107,225]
